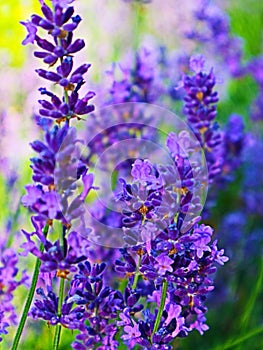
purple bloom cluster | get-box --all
[31,287,85,329]
[242,134,263,216]
[220,114,246,183]
[186,0,244,77]
[0,248,28,340]
[21,0,95,123]
[21,123,95,227]
[18,0,98,344]
[114,194,228,348]
[9,0,231,349]
[179,55,223,182]
[21,224,90,275]
[69,261,124,349]
[107,47,163,104]
[110,139,228,347]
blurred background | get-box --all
[1,0,263,349]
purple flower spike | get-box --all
[179,55,223,182]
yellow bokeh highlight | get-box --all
[0,0,40,67]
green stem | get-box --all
[64,89,69,105]
[213,325,263,350]
[151,279,168,343]
[53,226,66,350]
[240,257,263,329]
[11,224,49,350]
[132,2,148,52]
[53,277,65,350]
[132,255,142,290]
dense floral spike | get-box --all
[22,123,95,227]
[186,0,244,77]
[21,0,95,123]
[220,114,246,183]
[107,47,163,104]
[21,230,89,275]
[30,287,85,329]
[242,134,263,216]
[70,262,124,349]
[113,139,228,345]
[115,218,228,347]
[179,55,223,182]
[16,1,97,348]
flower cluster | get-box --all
[220,114,246,183]
[0,248,28,340]
[178,55,223,182]
[186,0,244,77]
[107,47,163,104]
[3,0,236,349]
[113,150,228,348]
[69,261,124,349]
[15,1,98,347]
[21,0,95,124]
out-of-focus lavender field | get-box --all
[1,1,263,349]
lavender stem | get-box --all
[151,278,168,343]
[11,224,49,350]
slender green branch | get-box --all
[132,255,142,290]
[53,277,65,350]
[151,279,168,343]
[63,88,69,105]
[131,2,148,51]
[132,3,141,52]
[53,225,66,350]
[214,325,263,350]
[11,224,49,350]
[241,257,263,329]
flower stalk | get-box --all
[53,277,65,350]
[11,224,49,350]
[151,278,168,343]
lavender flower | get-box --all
[179,55,223,182]
[70,262,124,349]
[114,153,228,345]
[220,114,246,183]
[22,230,89,276]
[186,1,245,77]
[21,0,95,123]
[30,287,85,329]
[17,2,97,349]
[0,249,28,339]
[115,158,180,244]
[107,47,163,104]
